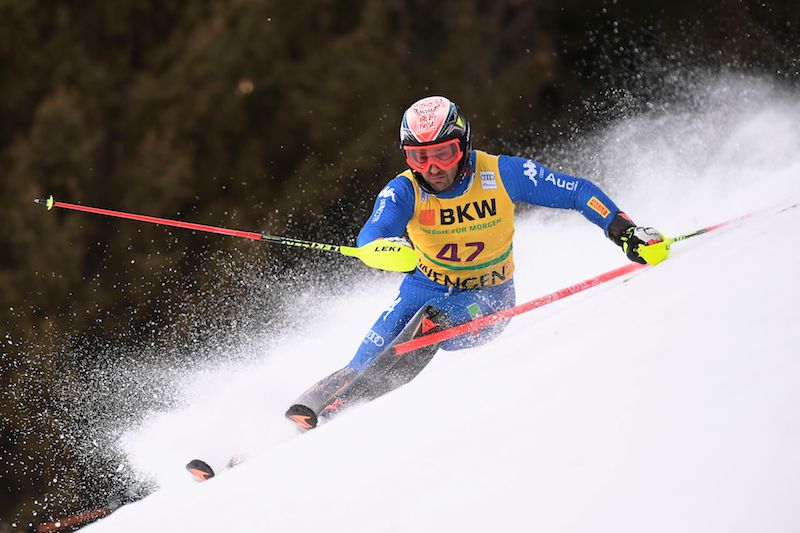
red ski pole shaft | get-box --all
[33,195,346,250]
[33,195,420,272]
[35,196,265,240]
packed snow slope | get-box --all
[87,77,800,532]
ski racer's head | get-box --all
[400,96,471,194]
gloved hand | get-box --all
[620,226,665,264]
[607,212,666,265]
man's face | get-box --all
[403,139,463,192]
[420,163,459,192]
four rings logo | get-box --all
[365,329,385,347]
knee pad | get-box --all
[400,304,452,343]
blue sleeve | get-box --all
[499,155,621,232]
[356,176,416,246]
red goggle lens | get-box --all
[403,139,462,172]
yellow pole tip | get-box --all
[34,195,55,209]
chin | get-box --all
[426,178,451,189]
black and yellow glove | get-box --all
[607,212,668,265]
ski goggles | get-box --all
[403,139,463,173]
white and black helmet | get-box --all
[399,96,471,193]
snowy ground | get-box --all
[84,77,800,532]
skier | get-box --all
[286,95,665,430]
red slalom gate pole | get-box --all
[32,506,112,532]
[391,262,646,356]
[390,203,798,356]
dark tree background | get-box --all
[1,0,797,528]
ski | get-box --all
[185,459,216,482]
[286,403,319,430]
[185,456,243,482]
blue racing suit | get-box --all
[347,151,622,372]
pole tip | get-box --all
[34,195,55,210]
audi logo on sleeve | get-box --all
[365,330,385,347]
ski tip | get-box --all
[285,404,318,431]
[186,459,215,482]
[34,195,55,210]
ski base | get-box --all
[285,404,318,430]
[186,459,215,482]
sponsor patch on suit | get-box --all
[480,171,497,190]
[587,196,611,218]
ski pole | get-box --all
[636,209,759,265]
[33,195,417,273]
[391,205,795,355]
